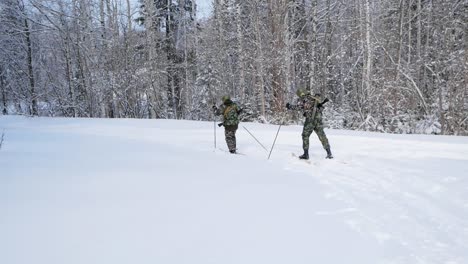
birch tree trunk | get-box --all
[98,0,108,117]
[254,2,266,118]
[395,0,404,80]
[416,0,422,84]
[407,0,412,66]
[0,66,7,114]
[24,17,38,116]
[236,0,246,100]
[181,0,189,118]
[324,0,333,95]
[308,0,318,92]
[363,0,372,102]
[62,32,76,117]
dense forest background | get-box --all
[0,0,466,135]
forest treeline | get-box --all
[0,0,466,135]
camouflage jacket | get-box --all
[215,100,240,127]
[289,94,324,120]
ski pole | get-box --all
[242,126,268,152]
[268,124,282,160]
[0,129,4,150]
[211,99,217,151]
[214,118,217,151]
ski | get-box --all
[291,153,312,164]
[217,148,246,156]
[292,152,349,166]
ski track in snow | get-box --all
[280,134,468,264]
[1,116,468,264]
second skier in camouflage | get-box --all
[286,89,333,160]
[213,95,241,154]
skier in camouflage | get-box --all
[213,95,241,154]
[286,89,333,159]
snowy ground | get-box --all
[1,116,468,264]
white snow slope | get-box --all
[1,116,468,264]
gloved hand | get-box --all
[317,98,329,109]
[286,103,292,110]
[218,123,223,127]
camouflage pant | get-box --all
[302,116,330,151]
[224,125,238,152]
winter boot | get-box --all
[325,147,333,159]
[229,149,236,154]
[299,149,309,160]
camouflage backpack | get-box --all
[223,103,240,126]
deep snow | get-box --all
[1,116,467,264]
